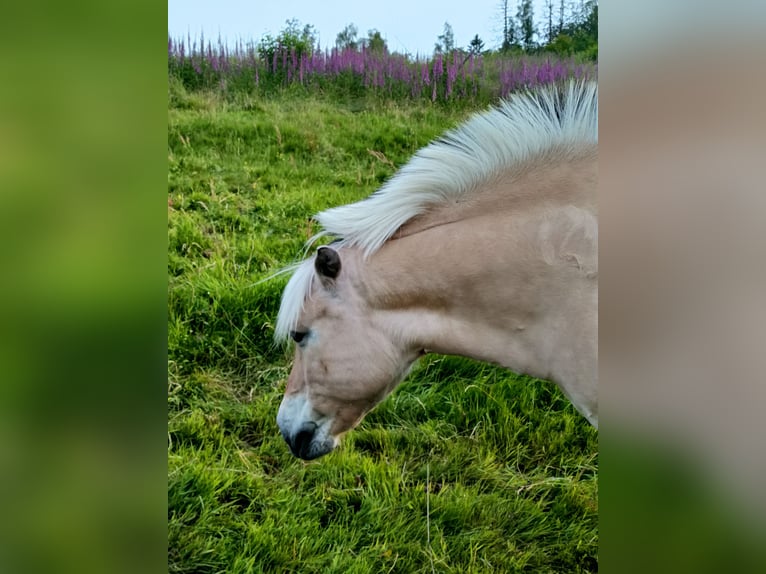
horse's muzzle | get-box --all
[283,421,319,459]
[277,396,336,460]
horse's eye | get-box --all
[290,330,308,344]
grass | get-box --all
[167,80,598,573]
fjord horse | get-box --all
[275,81,597,459]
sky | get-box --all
[168,0,551,57]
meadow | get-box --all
[168,54,598,572]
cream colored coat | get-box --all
[275,81,598,460]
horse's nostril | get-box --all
[290,422,317,458]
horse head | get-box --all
[276,246,420,460]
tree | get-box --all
[543,0,597,60]
[434,22,455,54]
[468,34,485,55]
[558,0,566,35]
[579,1,597,40]
[569,1,597,58]
[364,29,387,53]
[335,23,358,50]
[258,18,318,70]
[302,23,317,49]
[516,0,536,50]
[544,0,555,43]
[279,18,317,53]
[499,0,520,51]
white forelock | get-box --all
[274,259,316,342]
[275,80,598,343]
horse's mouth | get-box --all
[277,404,339,460]
[283,426,336,460]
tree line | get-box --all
[256,1,596,68]
[335,1,597,60]
[499,0,597,59]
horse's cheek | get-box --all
[284,356,305,395]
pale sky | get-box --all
[168,0,551,57]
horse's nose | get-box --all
[285,421,317,459]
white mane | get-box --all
[275,80,598,342]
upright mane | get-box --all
[275,80,598,342]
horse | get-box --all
[274,80,598,460]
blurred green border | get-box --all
[0,1,167,573]
[3,0,764,572]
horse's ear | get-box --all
[315,246,341,280]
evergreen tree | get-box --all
[500,0,520,51]
[469,34,485,54]
[544,0,555,43]
[516,0,536,50]
[558,0,566,35]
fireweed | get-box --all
[168,36,596,103]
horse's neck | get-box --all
[369,209,593,367]
[362,154,598,423]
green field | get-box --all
[167,79,598,573]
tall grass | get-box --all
[167,81,597,572]
[168,35,597,105]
